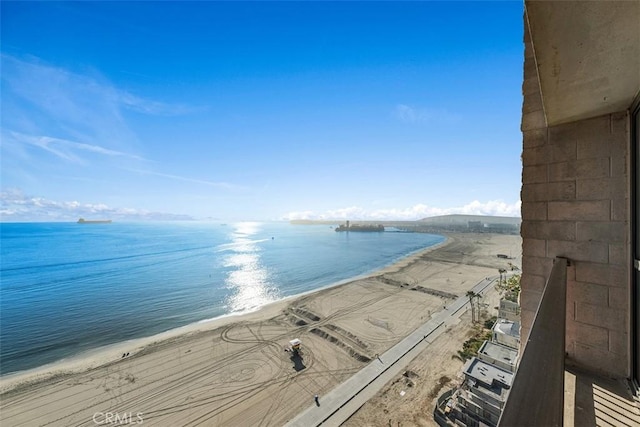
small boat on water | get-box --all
[77,218,112,224]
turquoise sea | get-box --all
[0,221,444,375]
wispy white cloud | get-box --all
[7,131,146,164]
[1,54,196,154]
[127,169,247,191]
[2,55,131,149]
[0,55,227,192]
[117,92,199,116]
[0,189,193,222]
[394,104,460,124]
[283,200,521,221]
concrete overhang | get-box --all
[526,0,640,126]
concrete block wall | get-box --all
[520,16,632,379]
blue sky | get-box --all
[1,1,524,222]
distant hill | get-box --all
[412,214,520,234]
[419,214,521,225]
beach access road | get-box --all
[285,275,497,427]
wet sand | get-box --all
[0,232,521,427]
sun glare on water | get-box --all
[223,222,278,312]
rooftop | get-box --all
[493,319,520,338]
[463,357,514,395]
[478,341,518,366]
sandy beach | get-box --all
[0,232,521,427]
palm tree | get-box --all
[497,268,508,291]
[466,290,477,323]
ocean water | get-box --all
[0,221,444,375]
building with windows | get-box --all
[437,292,521,426]
[491,319,520,350]
[497,299,520,322]
[456,357,514,427]
[500,2,640,425]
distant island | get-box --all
[77,218,112,224]
[335,221,384,232]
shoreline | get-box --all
[0,235,449,394]
[0,302,289,393]
[0,232,522,427]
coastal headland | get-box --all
[0,232,521,427]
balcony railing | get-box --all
[498,257,568,427]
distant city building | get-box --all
[468,221,483,231]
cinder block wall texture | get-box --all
[520,17,631,379]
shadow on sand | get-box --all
[290,352,306,371]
